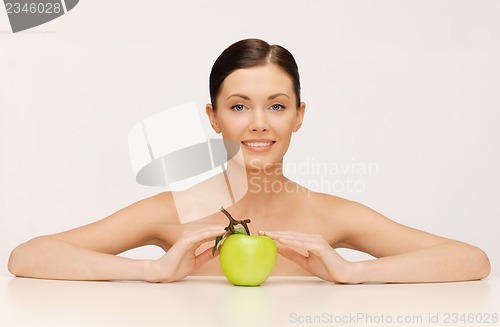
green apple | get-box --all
[219,233,277,286]
[213,205,278,286]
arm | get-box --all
[350,239,490,284]
[261,198,490,284]
[7,192,225,282]
[8,236,154,281]
[339,201,491,283]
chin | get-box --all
[244,157,282,172]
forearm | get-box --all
[350,241,490,284]
[8,236,155,282]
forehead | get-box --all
[219,64,294,97]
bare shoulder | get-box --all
[308,190,397,223]
[300,192,363,247]
[307,191,363,220]
[305,190,451,256]
[309,193,410,250]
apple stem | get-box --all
[219,205,251,236]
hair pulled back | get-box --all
[209,38,301,109]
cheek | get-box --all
[268,114,297,133]
[219,114,246,134]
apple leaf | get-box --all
[212,230,229,256]
[212,235,223,256]
[233,227,248,235]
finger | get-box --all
[191,232,227,250]
[186,226,227,236]
[261,231,323,241]
[211,246,221,257]
[264,230,321,237]
[259,231,304,240]
[183,226,226,240]
[260,232,313,245]
[278,237,326,256]
[278,246,310,271]
[258,231,278,240]
[179,227,227,250]
[195,247,218,268]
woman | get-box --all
[8,39,490,283]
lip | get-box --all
[241,139,276,152]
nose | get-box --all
[249,108,268,132]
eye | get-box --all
[270,104,284,111]
[232,104,245,112]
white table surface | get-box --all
[1,275,499,327]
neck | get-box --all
[223,158,296,211]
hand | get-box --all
[150,226,226,283]
[259,231,355,284]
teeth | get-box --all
[244,142,273,147]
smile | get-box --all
[241,140,276,152]
[242,141,274,147]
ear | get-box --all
[205,103,221,134]
[292,102,306,132]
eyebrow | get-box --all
[226,93,290,101]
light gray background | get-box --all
[1,0,499,277]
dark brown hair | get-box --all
[209,38,301,110]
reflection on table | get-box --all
[1,276,498,327]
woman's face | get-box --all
[206,64,305,172]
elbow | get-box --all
[467,245,491,280]
[8,244,24,277]
[476,248,491,280]
[7,237,41,277]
